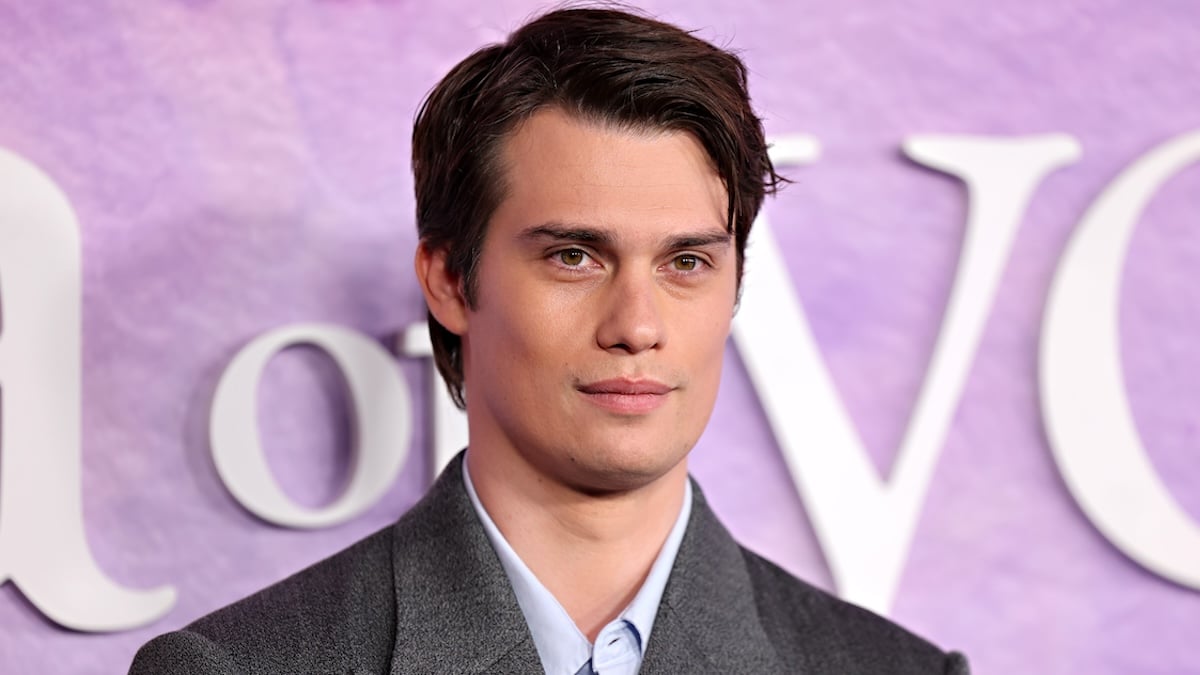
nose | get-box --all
[595,270,665,354]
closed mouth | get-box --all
[577,378,673,395]
[576,378,674,414]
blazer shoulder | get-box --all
[740,549,970,675]
[129,629,239,675]
[133,524,397,675]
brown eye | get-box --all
[673,255,699,271]
[558,249,586,266]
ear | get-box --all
[414,242,469,336]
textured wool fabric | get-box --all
[130,454,967,674]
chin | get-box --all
[562,437,692,494]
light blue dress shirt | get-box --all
[463,458,692,675]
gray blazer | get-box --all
[131,456,969,674]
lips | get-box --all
[577,378,674,414]
[578,379,673,395]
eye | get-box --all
[557,249,588,266]
[672,255,701,271]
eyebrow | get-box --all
[665,231,733,250]
[517,222,732,251]
[518,223,615,246]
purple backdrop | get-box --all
[1,1,1197,672]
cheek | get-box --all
[693,285,735,349]
[692,300,734,383]
[474,282,582,375]
[695,333,729,393]
[671,305,731,387]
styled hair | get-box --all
[413,6,784,409]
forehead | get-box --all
[491,108,727,240]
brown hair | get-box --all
[413,6,784,409]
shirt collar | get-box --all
[463,456,692,674]
[621,477,691,650]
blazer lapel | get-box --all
[384,461,810,674]
[387,455,542,675]
[640,481,790,675]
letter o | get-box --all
[1041,130,1200,588]
[210,323,412,528]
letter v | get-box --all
[732,134,1081,614]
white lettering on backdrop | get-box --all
[0,149,176,631]
[210,324,413,528]
[399,324,467,478]
[734,134,1082,613]
[1041,130,1200,589]
[2,132,1199,631]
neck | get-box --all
[466,446,688,642]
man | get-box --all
[132,7,969,674]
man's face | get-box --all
[458,108,735,492]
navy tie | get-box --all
[574,659,597,675]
